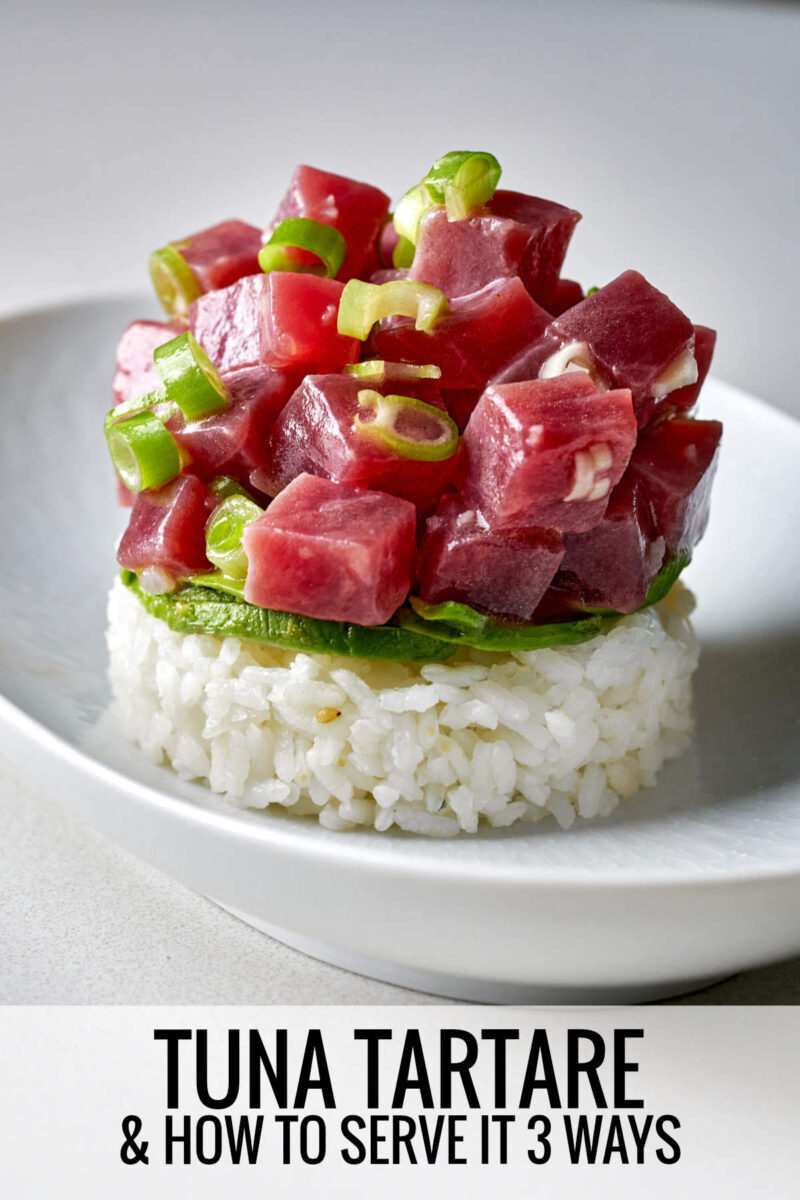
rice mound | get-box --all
[106,577,699,836]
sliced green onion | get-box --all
[337,280,448,340]
[205,494,264,578]
[392,236,415,269]
[149,242,202,319]
[209,475,253,501]
[345,360,441,383]
[258,217,347,279]
[353,390,458,461]
[154,331,229,421]
[106,410,181,492]
[392,183,435,248]
[423,151,502,221]
[104,389,168,432]
[585,286,600,297]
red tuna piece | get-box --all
[555,473,665,614]
[373,278,552,389]
[489,191,581,305]
[112,319,185,407]
[547,278,585,317]
[259,374,458,513]
[667,325,716,414]
[243,474,417,625]
[441,387,482,433]
[268,165,390,281]
[117,475,215,578]
[408,191,579,305]
[259,273,360,371]
[189,274,264,373]
[418,498,564,619]
[176,219,263,294]
[546,270,695,427]
[169,366,300,486]
[462,375,637,533]
[630,416,722,554]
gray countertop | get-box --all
[1,0,798,1005]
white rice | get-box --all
[106,577,699,836]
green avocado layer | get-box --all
[121,553,689,663]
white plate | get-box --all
[2,297,799,1004]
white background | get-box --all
[1,0,799,1003]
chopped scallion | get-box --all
[205,493,264,578]
[337,279,448,340]
[154,331,229,421]
[423,151,502,221]
[353,390,458,461]
[345,360,442,383]
[392,236,416,269]
[392,183,435,248]
[149,243,202,319]
[258,217,347,279]
[106,410,181,492]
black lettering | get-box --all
[299,1115,326,1164]
[564,1114,603,1164]
[481,1029,519,1108]
[196,1030,239,1110]
[294,1030,335,1108]
[154,1029,192,1109]
[613,1030,644,1109]
[371,1115,389,1164]
[567,1030,607,1108]
[393,1115,417,1164]
[447,1114,467,1165]
[627,1113,653,1163]
[656,1115,681,1164]
[249,1030,288,1108]
[274,1114,297,1163]
[420,1114,446,1162]
[226,1115,264,1164]
[196,1115,222,1165]
[341,1115,366,1165]
[527,1114,552,1164]
[602,1114,629,1164]
[392,1031,434,1109]
[354,1030,392,1108]
[520,1030,561,1108]
[440,1031,479,1108]
[164,1114,192,1165]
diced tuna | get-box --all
[259,273,360,371]
[372,277,552,389]
[545,270,695,427]
[667,325,716,414]
[188,274,264,372]
[112,318,186,407]
[629,416,722,554]
[117,475,216,578]
[418,497,564,619]
[243,474,417,625]
[268,165,391,281]
[175,219,264,294]
[169,366,300,486]
[547,278,585,317]
[489,190,581,304]
[555,473,665,613]
[408,192,580,306]
[441,387,482,433]
[259,374,459,513]
[462,375,637,533]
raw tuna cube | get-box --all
[169,366,300,485]
[555,474,665,613]
[408,191,580,305]
[462,375,637,533]
[547,270,695,426]
[489,190,581,303]
[243,474,417,625]
[175,219,264,294]
[441,387,482,433]
[268,165,391,281]
[259,374,458,513]
[490,332,559,387]
[188,274,264,372]
[112,318,186,407]
[547,278,585,317]
[117,475,216,578]
[418,498,564,619]
[667,325,716,414]
[630,416,722,554]
[372,278,552,389]
[259,273,360,371]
